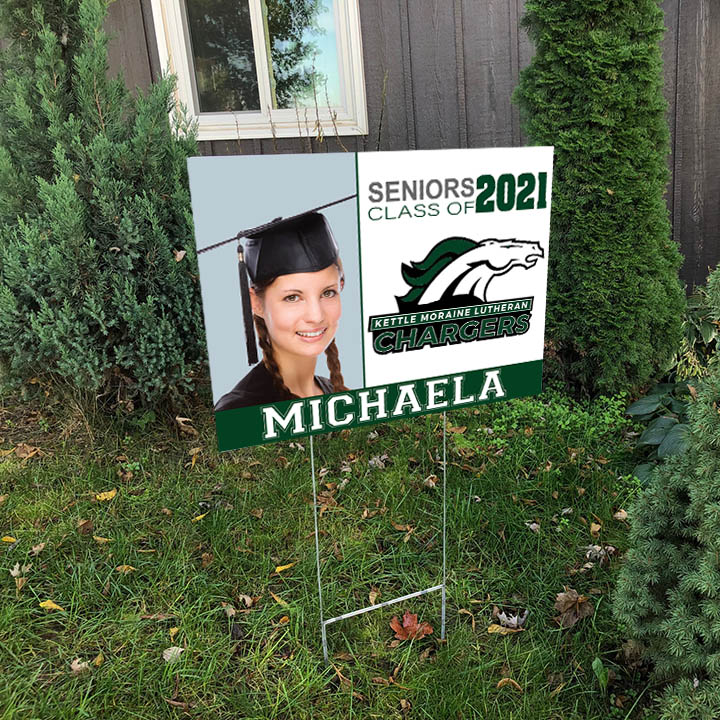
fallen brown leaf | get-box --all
[140,613,176,620]
[30,542,46,556]
[458,608,476,631]
[175,416,198,437]
[389,610,433,641]
[613,509,628,522]
[332,663,352,689]
[554,587,594,629]
[221,602,236,618]
[162,646,184,664]
[173,249,186,262]
[201,552,213,568]
[497,677,523,692]
[15,443,40,459]
[39,599,65,612]
[487,623,524,635]
[164,698,195,710]
[115,565,136,574]
[269,590,288,607]
[590,522,602,538]
[70,658,90,675]
[77,518,94,535]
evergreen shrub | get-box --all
[0,0,204,405]
[614,264,720,717]
[514,0,685,396]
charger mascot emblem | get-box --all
[396,237,544,312]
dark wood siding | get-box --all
[106,0,720,289]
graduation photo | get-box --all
[188,153,363,421]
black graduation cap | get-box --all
[197,194,356,365]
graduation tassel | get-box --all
[237,243,259,365]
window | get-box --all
[151,0,367,141]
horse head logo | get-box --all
[396,237,544,312]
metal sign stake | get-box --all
[310,412,449,663]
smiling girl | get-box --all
[214,212,347,411]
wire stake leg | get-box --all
[310,434,329,663]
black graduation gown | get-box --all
[214,362,334,411]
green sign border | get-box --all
[215,359,543,451]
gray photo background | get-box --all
[188,153,363,404]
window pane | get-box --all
[265,0,342,109]
[185,0,261,112]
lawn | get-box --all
[0,389,658,719]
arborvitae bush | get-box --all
[514,0,685,396]
[614,266,720,716]
[0,0,204,405]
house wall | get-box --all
[106,0,720,290]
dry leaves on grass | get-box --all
[497,677,523,692]
[10,562,31,596]
[492,605,529,630]
[2,536,17,543]
[162,646,184,664]
[487,624,524,635]
[14,443,40,459]
[115,565,136,574]
[583,544,617,565]
[70,658,90,675]
[554,587,594,629]
[95,488,117,502]
[458,608,476,631]
[269,590,288,607]
[31,542,46,556]
[39,599,65,612]
[77,518,94,536]
[368,453,389,469]
[613,509,628,522]
[389,610,433,641]
[175,416,198,437]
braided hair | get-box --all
[252,262,347,399]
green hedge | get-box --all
[614,265,720,716]
[0,0,204,405]
[514,0,685,395]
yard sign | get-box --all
[188,147,553,451]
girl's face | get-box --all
[251,265,343,360]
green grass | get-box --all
[0,390,658,719]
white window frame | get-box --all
[151,0,368,141]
